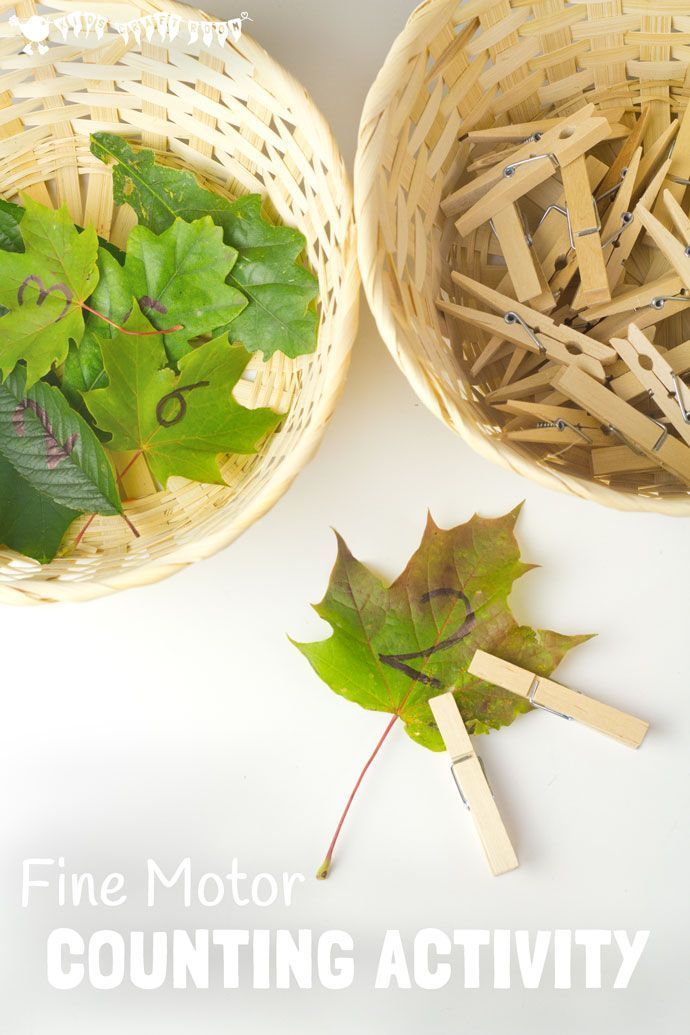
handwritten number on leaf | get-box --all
[155,380,210,428]
[18,274,72,324]
[378,588,476,689]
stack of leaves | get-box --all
[293,507,592,878]
[0,134,319,563]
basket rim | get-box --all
[353,0,690,517]
[0,0,361,604]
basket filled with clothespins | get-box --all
[355,0,690,514]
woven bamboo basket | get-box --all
[355,0,690,515]
[0,0,359,605]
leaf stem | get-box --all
[116,450,144,489]
[73,512,96,548]
[73,509,140,546]
[121,512,141,539]
[79,301,183,337]
[316,713,399,880]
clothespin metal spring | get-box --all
[528,677,573,722]
[504,311,546,353]
[595,167,627,206]
[606,415,668,454]
[535,418,593,443]
[451,754,494,811]
[502,151,559,179]
[602,211,634,250]
[645,290,690,311]
[671,374,690,424]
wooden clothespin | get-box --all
[465,109,626,146]
[496,400,610,446]
[468,651,649,749]
[612,324,690,447]
[569,149,641,310]
[598,146,640,253]
[633,120,678,199]
[663,189,690,245]
[636,204,690,292]
[552,364,690,486]
[582,272,690,344]
[533,156,608,292]
[451,110,611,236]
[449,271,617,367]
[606,158,672,292]
[610,335,690,403]
[438,299,608,382]
[591,444,656,478]
[559,151,610,305]
[485,365,558,404]
[651,99,690,228]
[491,203,555,307]
[595,106,649,202]
[429,692,518,876]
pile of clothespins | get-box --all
[438,102,690,495]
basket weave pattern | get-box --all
[0,0,359,604]
[355,0,690,515]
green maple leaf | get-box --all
[0,456,79,563]
[0,199,99,386]
[84,304,282,486]
[0,197,124,261]
[62,247,129,414]
[124,216,247,366]
[293,508,592,877]
[219,195,320,360]
[90,133,319,359]
[0,365,121,562]
[65,215,246,406]
[295,508,590,747]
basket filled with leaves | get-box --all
[0,1,359,604]
[355,0,690,514]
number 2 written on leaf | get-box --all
[379,588,476,689]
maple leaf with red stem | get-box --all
[292,507,593,878]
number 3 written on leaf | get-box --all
[18,274,73,324]
[379,588,476,689]
[155,381,210,428]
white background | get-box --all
[2,2,689,1032]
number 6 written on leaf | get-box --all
[155,381,210,428]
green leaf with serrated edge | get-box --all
[0,197,124,261]
[220,195,319,360]
[123,217,247,366]
[0,198,24,253]
[0,198,99,386]
[84,304,282,486]
[62,247,131,414]
[0,365,121,515]
[293,508,592,750]
[0,455,79,563]
[90,133,319,359]
[0,201,23,317]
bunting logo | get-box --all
[8,10,251,56]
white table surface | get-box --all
[2,2,689,1032]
